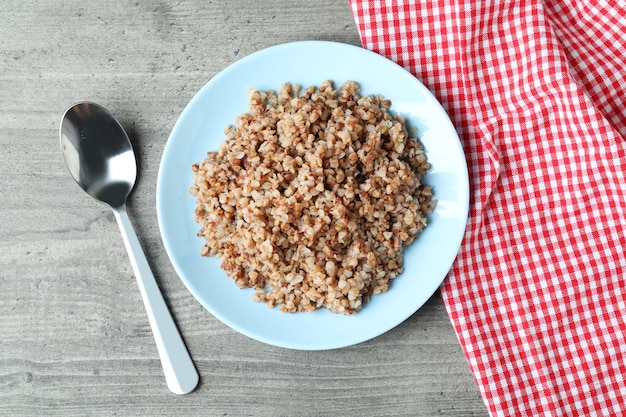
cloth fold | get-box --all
[349,1,626,415]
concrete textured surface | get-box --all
[0,1,488,416]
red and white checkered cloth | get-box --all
[349,1,626,415]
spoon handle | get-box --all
[113,206,199,395]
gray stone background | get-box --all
[0,1,488,415]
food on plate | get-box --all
[190,80,435,314]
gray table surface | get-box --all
[1,1,489,416]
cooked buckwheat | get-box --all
[190,80,435,314]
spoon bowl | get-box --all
[60,103,136,208]
[60,102,199,395]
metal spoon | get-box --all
[59,101,199,395]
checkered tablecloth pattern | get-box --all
[349,1,626,415]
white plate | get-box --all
[156,41,469,350]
